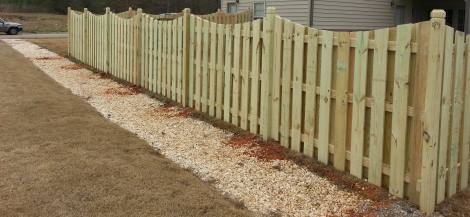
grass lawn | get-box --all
[0,12,67,33]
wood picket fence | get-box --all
[68,7,470,214]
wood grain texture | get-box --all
[350,31,369,178]
[318,30,333,164]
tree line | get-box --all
[0,0,221,15]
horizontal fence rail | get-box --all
[68,7,470,214]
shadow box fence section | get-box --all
[68,7,470,214]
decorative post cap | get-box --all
[137,8,143,13]
[183,8,190,13]
[431,9,446,19]
[105,7,110,12]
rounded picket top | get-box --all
[430,9,446,19]
[266,7,276,15]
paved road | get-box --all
[0,33,67,39]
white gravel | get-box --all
[3,39,370,217]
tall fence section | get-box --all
[68,8,470,213]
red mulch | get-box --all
[225,135,286,161]
[225,134,257,148]
[35,56,63,60]
[224,132,392,213]
[152,104,194,118]
[61,64,83,70]
[245,143,286,161]
[104,85,141,96]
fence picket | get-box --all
[142,15,148,87]
[448,31,466,197]
[216,24,225,119]
[333,32,351,170]
[462,35,470,190]
[208,22,217,116]
[119,17,124,79]
[195,18,202,110]
[271,17,283,140]
[350,31,369,178]
[177,18,184,102]
[291,24,305,153]
[303,28,319,158]
[223,25,233,122]
[202,20,210,112]
[153,19,159,93]
[436,26,455,203]
[127,17,131,81]
[318,30,333,164]
[260,8,275,140]
[157,21,163,94]
[389,24,412,197]
[240,22,251,130]
[128,17,132,82]
[162,22,168,96]
[232,24,242,126]
[172,19,178,100]
[126,17,130,80]
[280,20,294,148]
[367,28,388,184]
[188,15,195,107]
[151,18,157,92]
[168,21,174,96]
[249,20,262,134]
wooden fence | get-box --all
[68,7,470,214]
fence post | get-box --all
[134,8,143,85]
[419,9,446,214]
[260,7,276,140]
[182,8,191,107]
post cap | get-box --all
[105,7,110,12]
[183,8,191,13]
[431,9,446,19]
[137,8,143,13]
[266,7,276,14]
[84,8,88,12]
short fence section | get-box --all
[68,8,470,214]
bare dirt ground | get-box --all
[0,41,252,217]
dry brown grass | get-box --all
[0,12,67,33]
[0,41,252,217]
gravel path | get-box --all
[4,39,370,216]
